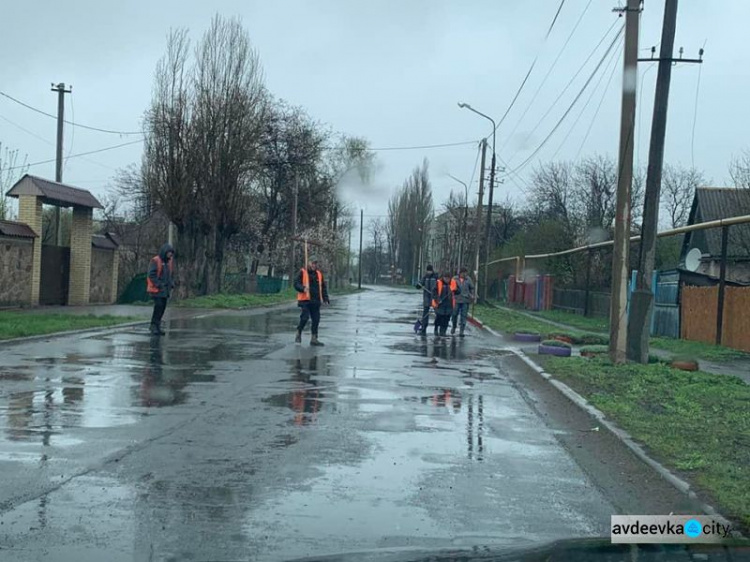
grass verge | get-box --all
[0,312,140,340]
[487,304,749,363]
[543,356,750,529]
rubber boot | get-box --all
[439,326,448,337]
[459,325,466,338]
[150,324,162,336]
[310,335,325,347]
[451,323,457,335]
[295,330,302,344]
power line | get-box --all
[551,29,623,161]
[506,19,623,164]
[365,140,478,152]
[498,0,597,147]
[0,90,142,135]
[690,60,703,169]
[574,48,623,161]
[0,113,54,146]
[508,25,625,176]
[3,138,145,172]
[492,0,570,133]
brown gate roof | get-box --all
[5,174,103,209]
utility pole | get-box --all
[347,227,352,283]
[357,209,365,289]
[629,0,704,362]
[289,178,299,282]
[482,151,497,302]
[474,139,487,303]
[51,82,71,246]
[609,0,640,364]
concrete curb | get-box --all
[473,315,738,534]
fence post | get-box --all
[716,225,729,346]
[584,249,593,317]
[650,270,658,336]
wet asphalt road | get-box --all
[0,287,629,561]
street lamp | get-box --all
[447,174,469,275]
[458,102,497,303]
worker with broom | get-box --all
[294,255,330,346]
[433,270,460,337]
[415,265,439,336]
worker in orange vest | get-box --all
[432,271,460,337]
[294,256,330,346]
[146,243,175,336]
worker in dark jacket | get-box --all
[415,265,438,335]
[146,243,175,336]
[451,267,475,337]
[432,271,460,337]
[294,256,330,346]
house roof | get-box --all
[0,219,37,239]
[91,233,119,250]
[684,188,750,258]
[5,174,103,209]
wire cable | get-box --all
[492,0,571,133]
[506,19,623,164]
[498,0,597,148]
[0,90,143,135]
[550,32,622,161]
[2,139,145,172]
[508,25,625,176]
[690,52,704,169]
[574,47,622,161]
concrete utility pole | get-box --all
[609,0,640,364]
[629,0,703,362]
[51,82,71,246]
[474,139,487,303]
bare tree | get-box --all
[0,144,28,220]
[729,148,750,190]
[660,164,705,229]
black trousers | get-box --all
[435,313,452,334]
[420,305,431,333]
[151,297,168,326]
[297,302,321,335]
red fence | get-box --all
[507,275,554,311]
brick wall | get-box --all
[69,207,93,305]
[89,247,114,304]
[18,196,42,305]
[0,237,33,306]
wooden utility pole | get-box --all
[474,139,487,302]
[715,226,729,345]
[630,0,704,362]
[51,82,71,246]
[357,209,365,289]
[289,178,299,282]
[609,0,640,364]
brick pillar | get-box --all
[110,248,119,304]
[69,207,93,306]
[18,195,43,305]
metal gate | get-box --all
[40,245,70,305]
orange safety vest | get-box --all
[297,268,324,302]
[432,278,457,309]
[146,256,174,295]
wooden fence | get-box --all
[682,285,750,352]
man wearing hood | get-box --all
[146,243,175,336]
[294,256,330,346]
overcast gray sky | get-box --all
[1,0,748,236]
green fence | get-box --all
[118,273,148,304]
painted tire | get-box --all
[538,344,572,357]
[514,332,542,342]
[552,336,574,345]
[670,360,699,372]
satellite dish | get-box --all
[685,247,702,272]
